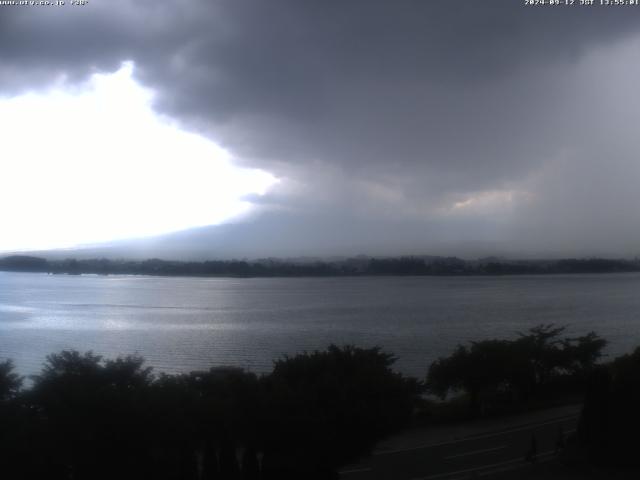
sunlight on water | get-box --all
[2,271,640,377]
[0,304,34,313]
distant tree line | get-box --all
[2,255,640,277]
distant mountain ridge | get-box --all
[7,209,526,261]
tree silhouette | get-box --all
[0,359,22,402]
[427,325,607,416]
[28,351,156,479]
[263,345,422,476]
[427,340,527,416]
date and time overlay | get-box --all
[526,0,640,6]
[1,0,638,7]
[0,1,87,6]
[1,0,640,7]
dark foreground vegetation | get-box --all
[1,326,638,478]
[2,254,640,277]
[427,324,606,418]
[0,346,420,480]
[429,325,640,471]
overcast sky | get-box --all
[2,1,640,258]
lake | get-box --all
[1,271,640,378]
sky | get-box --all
[2,1,640,258]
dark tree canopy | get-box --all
[578,347,640,466]
[265,345,423,471]
[0,346,422,480]
[427,324,606,417]
[0,359,22,402]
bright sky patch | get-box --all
[0,62,277,252]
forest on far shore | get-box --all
[2,254,640,277]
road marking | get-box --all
[375,414,579,455]
[444,445,505,460]
[339,467,372,475]
[410,450,556,480]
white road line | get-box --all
[339,467,373,475]
[444,445,505,460]
[475,451,557,478]
[375,414,579,456]
[410,450,556,480]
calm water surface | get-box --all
[1,271,640,377]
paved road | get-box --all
[339,414,579,480]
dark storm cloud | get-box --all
[3,1,640,256]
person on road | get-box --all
[555,425,565,454]
[525,433,538,464]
